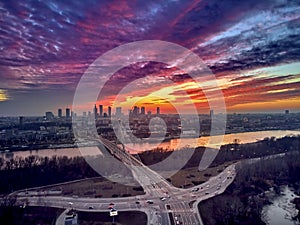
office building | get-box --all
[156,107,160,115]
[116,107,122,116]
[141,106,145,115]
[99,105,103,117]
[58,108,62,118]
[66,108,71,118]
[133,106,139,115]
[94,104,98,117]
[108,106,112,117]
[45,111,54,120]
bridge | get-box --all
[13,136,237,225]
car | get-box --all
[136,201,140,204]
[205,192,209,195]
[175,216,178,221]
[146,200,153,204]
[160,197,167,201]
[88,206,94,209]
[192,187,199,192]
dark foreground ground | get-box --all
[0,206,147,225]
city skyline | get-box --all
[1,1,300,116]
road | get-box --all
[14,137,237,225]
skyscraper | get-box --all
[99,105,103,117]
[156,107,160,115]
[66,108,71,118]
[94,104,98,117]
[133,106,139,115]
[46,111,54,120]
[108,106,111,117]
[141,106,145,115]
[116,107,122,116]
[58,108,62,118]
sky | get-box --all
[0,0,300,116]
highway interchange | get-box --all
[14,137,237,225]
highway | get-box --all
[14,137,237,225]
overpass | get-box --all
[92,136,236,225]
[13,136,237,225]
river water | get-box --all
[262,186,300,225]
[1,130,300,159]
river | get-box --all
[1,130,300,159]
[262,186,300,225]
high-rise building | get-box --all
[99,105,103,117]
[133,106,139,115]
[141,106,145,115]
[93,104,98,117]
[116,107,122,116]
[58,108,62,118]
[66,108,71,118]
[210,109,214,117]
[45,111,54,120]
[285,110,289,114]
[156,107,160,115]
[108,106,112,117]
[71,111,75,119]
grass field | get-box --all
[34,176,145,198]
[33,161,234,199]
[167,161,234,188]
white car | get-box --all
[160,197,167,201]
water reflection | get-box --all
[2,130,300,159]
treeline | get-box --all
[0,156,99,194]
[198,148,300,225]
[138,135,300,169]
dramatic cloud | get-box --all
[0,0,299,115]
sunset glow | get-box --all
[0,1,300,115]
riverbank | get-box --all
[198,150,300,225]
[262,186,300,225]
[2,130,300,159]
